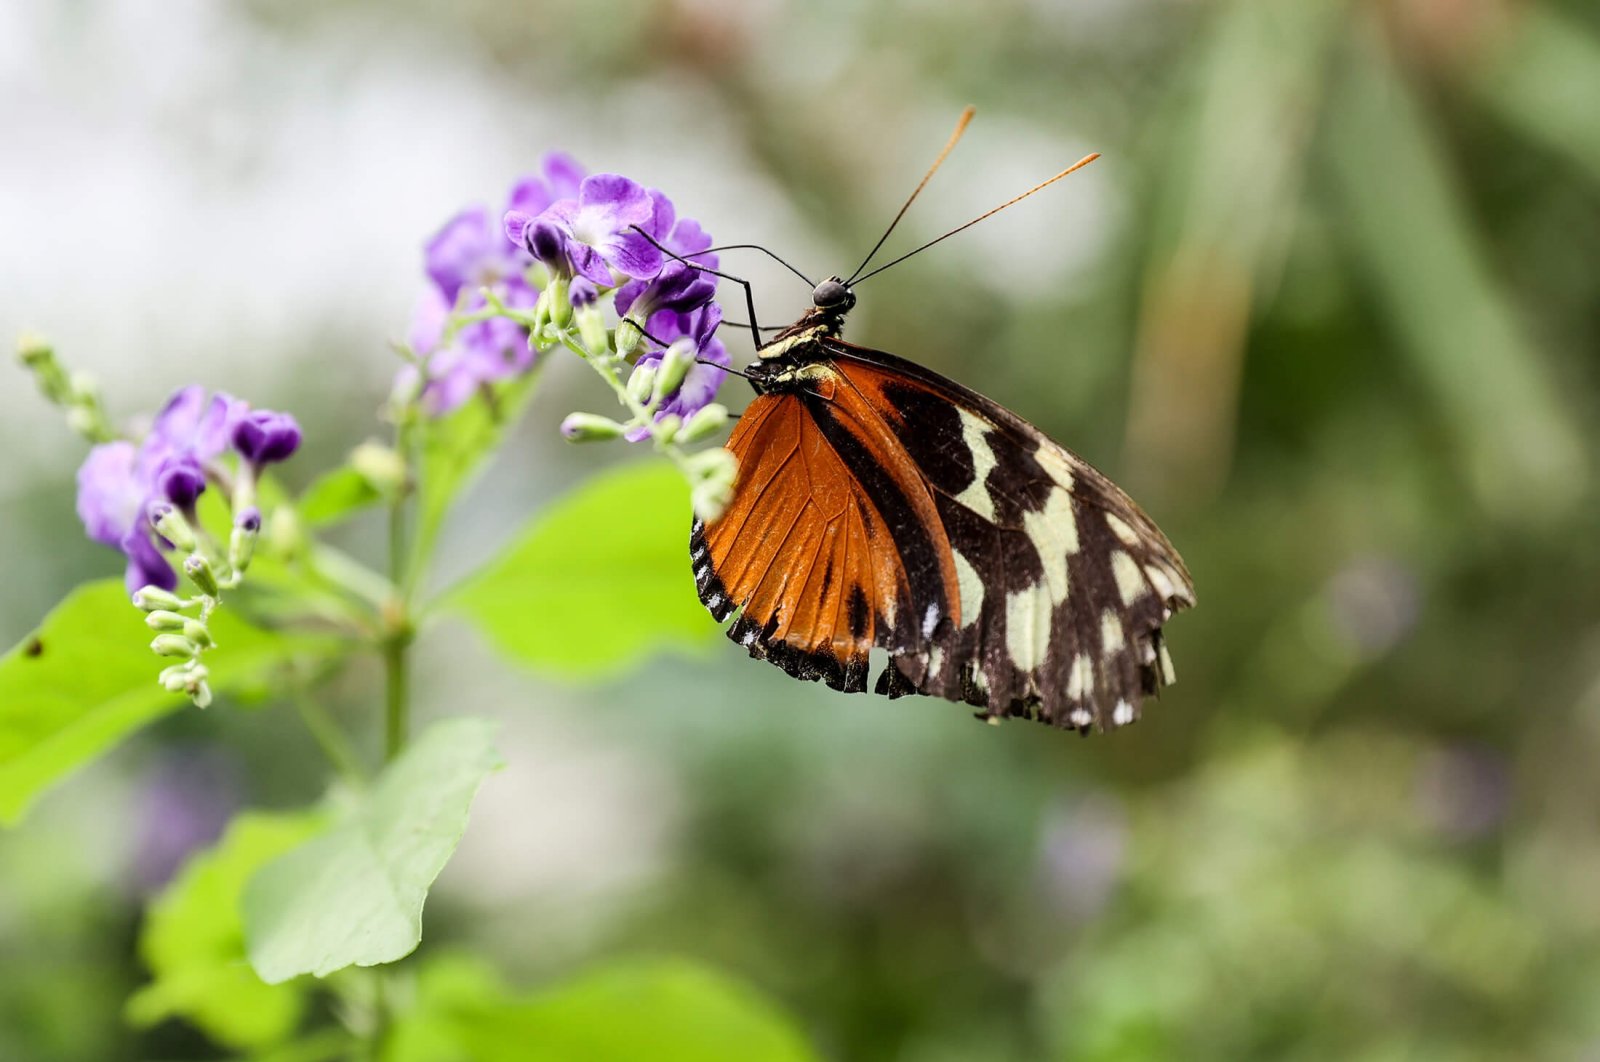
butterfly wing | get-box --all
[822,339,1195,730]
[692,383,959,692]
[693,339,1195,732]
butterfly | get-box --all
[682,111,1195,733]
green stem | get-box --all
[292,689,367,786]
[383,491,412,764]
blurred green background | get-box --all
[3,0,1599,1058]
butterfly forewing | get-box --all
[693,329,1195,732]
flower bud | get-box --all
[151,633,198,658]
[145,610,190,632]
[149,502,198,552]
[652,340,696,404]
[626,363,657,405]
[548,276,573,330]
[188,679,213,709]
[159,664,193,692]
[691,478,735,522]
[184,554,220,597]
[351,441,408,499]
[559,412,626,442]
[132,586,187,612]
[228,521,257,573]
[182,619,213,649]
[678,403,730,443]
[615,318,644,358]
[653,413,683,443]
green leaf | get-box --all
[446,462,719,679]
[387,955,822,1062]
[0,580,324,827]
[127,811,323,1050]
[242,718,502,983]
[297,466,383,528]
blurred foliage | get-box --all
[4,0,1600,1059]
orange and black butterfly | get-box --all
[685,111,1195,733]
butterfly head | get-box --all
[811,276,857,316]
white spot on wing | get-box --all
[1100,610,1125,652]
[1111,550,1147,606]
[1005,586,1053,671]
[1158,641,1176,685]
[953,549,984,628]
[928,644,945,678]
[1112,700,1134,726]
[1069,706,1092,728]
[1144,564,1176,603]
[1066,654,1093,699]
[922,602,940,638]
[740,627,757,647]
[953,409,998,520]
[1022,488,1078,606]
[1106,513,1140,546]
[706,592,723,610]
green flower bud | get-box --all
[560,412,627,442]
[145,610,190,632]
[132,586,187,612]
[228,522,257,573]
[189,679,213,710]
[16,332,53,368]
[654,413,683,443]
[678,403,730,443]
[548,276,573,329]
[151,504,198,553]
[615,318,644,358]
[151,633,199,658]
[182,619,213,649]
[626,363,657,405]
[351,441,408,499]
[184,555,220,597]
[576,304,609,356]
[691,478,735,523]
[652,340,696,404]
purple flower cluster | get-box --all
[500,159,729,436]
[406,154,585,414]
[76,387,300,595]
[406,151,731,432]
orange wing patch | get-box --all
[691,376,959,692]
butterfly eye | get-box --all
[811,278,855,312]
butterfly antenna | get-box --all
[701,244,816,288]
[845,105,976,286]
[853,152,1101,285]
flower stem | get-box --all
[292,688,367,786]
[382,493,412,764]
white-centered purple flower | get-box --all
[538,174,663,286]
[626,301,730,442]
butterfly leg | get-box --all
[628,224,766,352]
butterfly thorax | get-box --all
[746,277,855,395]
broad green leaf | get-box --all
[127,811,323,1049]
[386,955,822,1062]
[1471,6,1600,187]
[297,466,383,528]
[446,462,718,679]
[243,718,502,983]
[0,580,325,826]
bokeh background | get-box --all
[4,0,1600,1058]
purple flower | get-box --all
[614,261,717,323]
[409,282,539,415]
[508,152,587,221]
[143,386,243,471]
[75,386,299,596]
[540,174,662,286]
[77,441,178,594]
[233,410,302,466]
[626,301,730,441]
